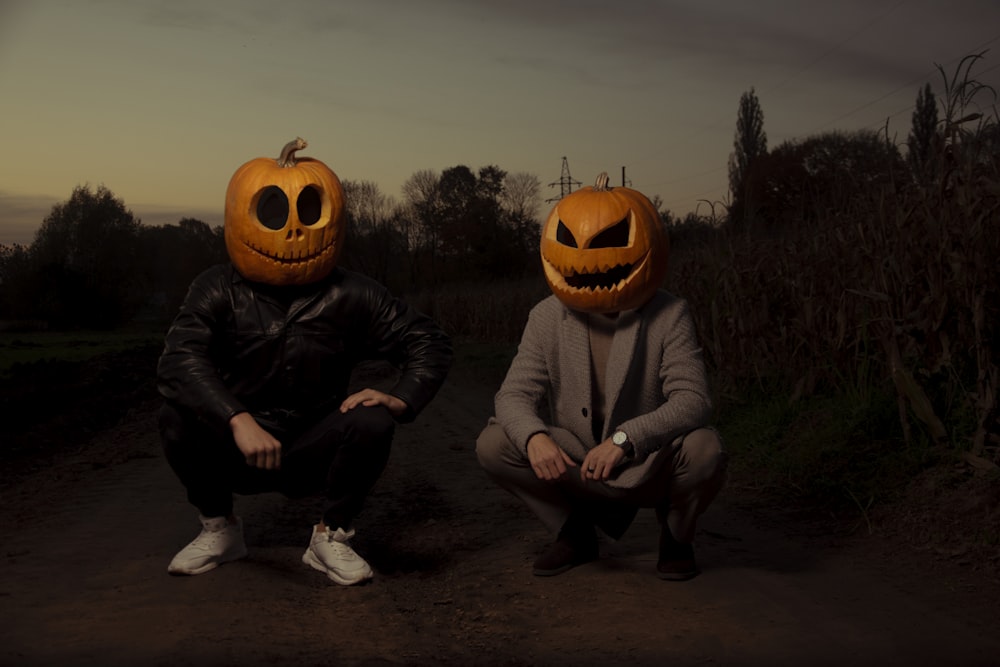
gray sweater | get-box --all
[493,291,713,489]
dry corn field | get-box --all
[673,141,999,467]
[433,123,1000,474]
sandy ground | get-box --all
[1,352,999,667]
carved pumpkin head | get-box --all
[540,172,669,314]
[224,137,346,286]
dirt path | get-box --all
[1,359,998,666]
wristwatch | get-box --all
[611,430,634,456]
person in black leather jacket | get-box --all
[157,139,452,585]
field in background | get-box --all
[0,329,163,379]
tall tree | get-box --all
[139,218,225,321]
[907,82,940,184]
[728,87,768,225]
[31,184,145,327]
[437,165,480,259]
[0,243,33,320]
[750,129,904,228]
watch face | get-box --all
[613,431,627,446]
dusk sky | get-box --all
[1,0,998,246]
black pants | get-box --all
[159,402,395,530]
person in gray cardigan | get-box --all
[476,174,726,579]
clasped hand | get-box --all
[526,432,625,482]
[229,388,408,470]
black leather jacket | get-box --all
[157,264,452,429]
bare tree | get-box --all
[343,180,392,235]
[401,169,441,248]
[500,171,542,254]
[401,169,442,287]
[501,173,541,221]
[341,179,402,286]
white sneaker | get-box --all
[302,526,373,585]
[167,515,248,575]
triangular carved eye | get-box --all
[556,220,577,248]
[589,216,630,248]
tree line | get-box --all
[724,53,999,233]
[0,165,546,329]
[1,52,996,340]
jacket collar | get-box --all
[228,263,343,320]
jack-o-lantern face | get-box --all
[224,137,346,286]
[540,172,668,313]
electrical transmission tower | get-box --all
[546,156,582,202]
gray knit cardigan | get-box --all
[492,290,713,490]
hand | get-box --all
[340,388,408,417]
[526,432,577,481]
[581,440,626,482]
[229,412,282,470]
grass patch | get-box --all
[716,385,942,518]
[0,330,163,378]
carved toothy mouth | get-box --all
[242,241,335,265]
[565,263,634,290]
[542,250,650,293]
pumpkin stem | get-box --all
[277,137,308,168]
[593,172,611,191]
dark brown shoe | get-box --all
[657,526,699,581]
[532,520,598,576]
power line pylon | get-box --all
[620,166,632,188]
[546,156,582,202]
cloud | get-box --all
[0,192,59,246]
[133,204,223,230]
[0,192,223,247]
[404,0,998,89]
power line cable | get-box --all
[645,28,1000,208]
[628,0,910,174]
[815,36,1000,132]
[764,0,910,98]
[861,60,1000,132]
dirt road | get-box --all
[1,356,998,666]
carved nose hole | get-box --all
[285,228,304,241]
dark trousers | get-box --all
[476,423,726,543]
[159,402,395,530]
